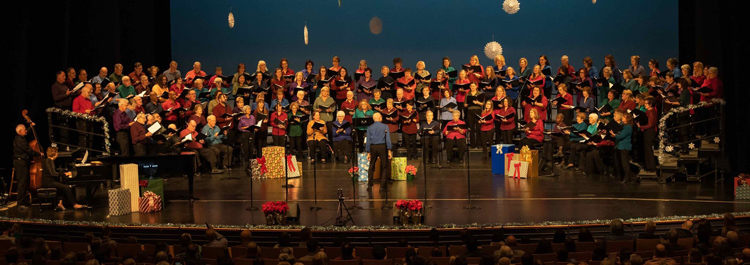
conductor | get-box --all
[365,113,392,192]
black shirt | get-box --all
[13,134,38,161]
[52,81,73,109]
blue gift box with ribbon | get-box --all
[491,144,515,175]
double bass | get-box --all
[21,110,44,191]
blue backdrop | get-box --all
[171,0,677,75]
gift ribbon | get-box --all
[256,157,268,174]
[513,162,522,179]
[494,145,503,154]
[139,180,148,187]
[286,155,297,172]
[505,153,515,172]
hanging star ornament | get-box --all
[714,137,720,144]
[688,142,696,150]
[228,12,235,28]
[502,0,520,15]
[484,41,503,60]
[304,24,309,45]
[665,145,674,153]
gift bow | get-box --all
[495,145,503,154]
[286,155,296,172]
[513,162,522,179]
[256,157,268,174]
[139,180,148,187]
[505,153,515,171]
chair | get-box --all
[263,258,278,265]
[635,239,660,251]
[448,246,467,257]
[481,245,501,256]
[324,247,343,259]
[587,261,601,265]
[232,247,249,259]
[605,240,633,253]
[430,257,451,265]
[575,242,597,252]
[292,247,308,259]
[47,241,63,251]
[516,243,538,255]
[632,251,653,259]
[143,244,156,256]
[116,243,143,258]
[202,246,226,259]
[363,259,394,265]
[330,260,361,265]
[465,257,482,265]
[299,261,312,265]
[677,238,694,250]
[670,250,688,257]
[532,253,557,263]
[356,247,374,260]
[551,243,565,253]
[418,246,446,257]
[172,245,184,256]
[261,248,282,259]
[234,258,256,265]
[568,251,592,262]
[1,240,14,251]
[386,247,414,259]
[35,188,59,211]
[47,260,62,265]
[63,242,89,254]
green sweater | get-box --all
[353,109,374,130]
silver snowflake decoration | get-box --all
[714,137,720,144]
[665,145,674,153]
[688,142,695,150]
[502,0,520,15]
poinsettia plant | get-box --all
[405,165,417,175]
[262,201,290,215]
[395,199,423,211]
[348,166,359,174]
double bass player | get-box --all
[14,123,43,209]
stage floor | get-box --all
[1,151,745,227]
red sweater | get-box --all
[494,107,516,130]
[522,95,548,122]
[443,120,467,140]
[180,129,203,149]
[270,111,288,136]
[212,103,233,128]
[399,109,419,134]
[72,95,93,114]
[340,99,358,122]
[331,78,354,99]
[161,100,181,122]
[454,78,471,103]
[396,77,416,100]
[480,110,495,131]
[270,79,288,96]
[525,119,544,143]
[464,64,485,84]
[618,99,636,111]
[558,93,574,110]
[641,108,658,132]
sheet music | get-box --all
[148,122,162,134]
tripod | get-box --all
[335,189,354,226]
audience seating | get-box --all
[292,247,308,259]
[575,242,597,252]
[429,257,451,265]
[63,242,89,253]
[632,251,653,258]
[330,260,361,265]
[363,259,395,265]
[480,245,501,256]
[203,258,218,265]
[417,246,446,257]
[605,240,633,253]
[448,245,467,256]
[465,257,481,265]
[635,239,660,251]
[117,243,144,257]
[231,247,248,259]
[386,247,414,259]
[202,246,226,259]
[260,248,281,259]
[551,243,565,252]
[234,258,256,265]
[324,247,343,259]
[677,237,694,250]
[568,251,592,261]
[516,243,538,254]
[356,247,374,259]
[262,258,277,265]
[532,253,557,263]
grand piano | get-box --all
[57,150,199,205]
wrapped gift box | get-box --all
[520,146,539,177]
[507,160,529,179]
[491,144,515,175]
[139,178,164,200]
[119,164,140,212]
[286,155,302,178]
[390,157,407,181]
[735,175,750,200]
[250,157,267,179]
[503,153,518,176]
[108,188,131,216]
[138,191,162,213]
[262,146,285,179]
[357,153,371,182]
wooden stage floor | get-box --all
[1,151,744,227]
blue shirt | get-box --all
[332,120,352,142]
[270,98,290,111]
[579,97,595,114]
[504,76,520,99]
[615,124,633,150]
[672,67,682,78]
[365,122,392,152]
[439,97,457,121]
[588,67,599,80]
[91,75,107,84]
[201,125,226,146]
[569,122,588,142]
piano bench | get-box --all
[36,188,58,212]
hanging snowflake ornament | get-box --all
[338,0,341,7]
[665,145,674,153]
[714,137,720,144]
[304,24,309,45]
[502,0,520,15]
[228,12,235,28]
[592,0,597,4]
[688,142,696,150]
[484,41,503,60]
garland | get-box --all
[3,211,747,231]
[46,107,112,155]
[657,98,725,164]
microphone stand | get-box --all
[350,124,363,209]
[463,127,478,210]
[421,131,433,209]
[381,128,392,210]
[245,160,258,211]
[282,135,292,205]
